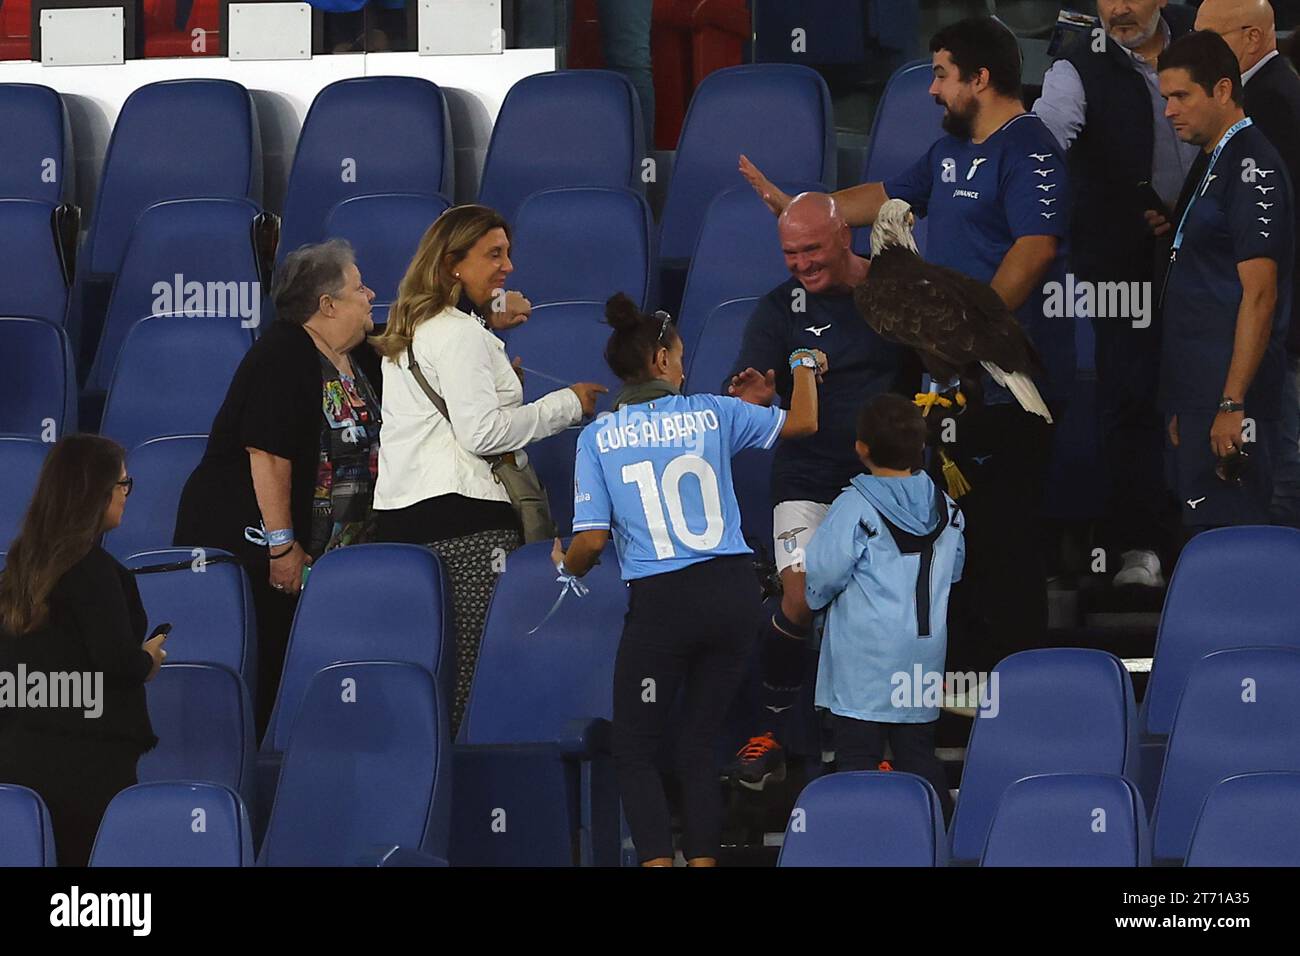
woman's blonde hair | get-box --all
[370,204,511,359]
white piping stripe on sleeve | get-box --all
[761,408,787,449]
[572,522,611,532]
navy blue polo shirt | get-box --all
[884,111,1076,403]
[1159,124,1294,420]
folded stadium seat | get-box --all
[1137,526,1300,809]
[66,79,261,379]
[1150,647,1300,865]
[90,782,253,866]
[321,192,451,326]
[452,540,628,866]
[259,662,450,866]
[751,0,865,64]
[99,314,253,452]
[674,183,823,354]
[0,316,77,440]
[0,83,73,202]
[0,201,70,326]
[257,545,453,822]
[103,435,208,560]
[277,77,454,263]
[947,648,1138,864]
[528,426,581,536]
[0,437,48,551]
[85,197,263,401]
[1185,772,1300,867]
[658,64,835,279]
[0,785,56,866]
[506,187,654,308]
[777,771,948,867]
[979,773,1149,867]
[125,548,258,696]
[135,663,256,811]
[502,301,623,415]
[683,296,773,553]
[477,71,645,226]
[851,60,945,256]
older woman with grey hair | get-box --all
[174,239,380,738]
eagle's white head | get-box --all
[870,198,919,258]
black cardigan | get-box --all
[0,546,158,752]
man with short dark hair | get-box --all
[1156,29,1294,530]
[742,16,1074,673]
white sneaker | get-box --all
[1112,549,1165,588]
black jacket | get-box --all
[0,546,157,751]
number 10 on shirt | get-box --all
[621,457,725,558]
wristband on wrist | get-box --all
[789,349,817,372]
[265,528,295,548]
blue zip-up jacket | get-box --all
[806,472,964,723]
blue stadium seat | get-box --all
[0,200,68,325]
[1151,647,1300,864]
[529,426,581,536]
[452,541,627,866]
[853,60,945,256]
[1138,527,1300,807]
[675,184,821,354]
[0,316,76,439]
[504,301,622,414]
[979,773,1149,867]
[100,314,252,451]
[507,187,654,307]
[262,544,453,756]
[478,71,645,225]
[659,65,834,265]
[125,548,257,694]
[136,663,255,809]
[777,771,947,867]
[1186,772,1300,867]
[68,79,260,375]
[683,296,760,396]
[90,782,253,867]
[104,435,208,559]
[0,785,56,866]
[948,649,1138,863]
[0,83,74,203]
[86,197,263,394]
[259,662,450,866]
[278,77,454,261]
[322,192,451,325]
[0,437,48,552]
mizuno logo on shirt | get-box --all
[1032,168,1055,177]
[1258,202,1274,209]
[1029,152,1051,161]
[1187,496,1206,510]
[966,157,988,181]
[1257,186,1275,194]
[1041,212,1056,219]
[1036,183,1057,192]
[1039,198,1056,205]
[1260,217,1272,224]
[1255,168,1276,178]
[805,324,831,336]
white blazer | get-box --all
[374,305,583,511]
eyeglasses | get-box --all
[653,310,672,345]
[115,476,134,497]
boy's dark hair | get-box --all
[929,16,1023,99]
[857,394,927,471]
[1157,30,1244,106]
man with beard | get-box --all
[1033,0,1200,589]
[740,16,1073,672]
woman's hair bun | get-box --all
[604,292,643,332]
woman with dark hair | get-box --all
[174,239,382,739]
[371,204,607,731]
[0,434,168,866]
[554,293,821,866]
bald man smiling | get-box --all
[1196,0,1300,525]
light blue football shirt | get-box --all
[572,393,786,580]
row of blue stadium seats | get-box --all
[0,63,843,375]
[779,769,1300,867]
[0,661,449,867]
[4,534,1298,866]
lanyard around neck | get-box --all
[1171,116,1253,253]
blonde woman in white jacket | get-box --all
[370,205,606,730]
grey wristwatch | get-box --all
[1218,397,1245,413]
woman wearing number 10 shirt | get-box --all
[554,293,821,866]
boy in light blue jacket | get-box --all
[804,393,963,820]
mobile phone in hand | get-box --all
[1136,181,1169,217]
[148,623,173,640]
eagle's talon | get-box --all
[913,391,952,415]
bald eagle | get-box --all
[855,198,1053,424]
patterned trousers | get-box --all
[424,528,522,735]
